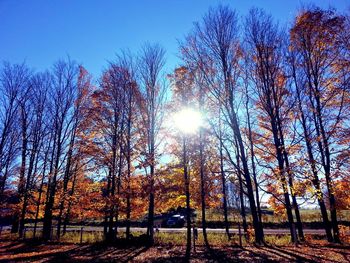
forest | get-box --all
[0,5,350,261]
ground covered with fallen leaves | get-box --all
[0,239,349,262]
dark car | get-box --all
[166,214,185,227]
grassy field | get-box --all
[2,226,350,246]
[1,209,349,262]
[1,227,350,262]
[198,209,350,224]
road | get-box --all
[3,225,349,235]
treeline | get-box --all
[0,5,349,249]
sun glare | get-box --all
[173,108,203,134]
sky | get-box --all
[1,0,349,79]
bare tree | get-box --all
[42,59,79,240]
[290,8,347,243]
[0,62,31,233]
[137,43,167,244]
[180,5,264,244]
[0,62,27,199]
[19,72,49,237]
[244,8,302,242]
[117,53,138,240]
[56,66,92,239]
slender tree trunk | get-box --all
[199,124,209,246]
[104,170,111,238]
[292,63,334,242]
[198,86,209,247]
[218,119,230,239]
[284,154,304,241]
[57,130,76,240]
[312,98,340,243]
[306,60,340,243]
[34,147,49,238]
[125,92,132,240]
[19,116,43,238]
[229,108,264,244]
[235,139,248,237]
[245,84,263,225]
[183,136,191,258]
[13,106,27,235]
[0,141,14,197]
[63,165,78,235]
[107,114,121,242]
[19,151,35,238]
[277,117,304,241]
[147,165,155,244]
[42,123,63,240]
[147,101,155,244]
[114,141,123,238]
[317,111,340,243]
[0,152,12,199]
[108,146,118,241]
[238,172,248,237]
[273,133,297,243]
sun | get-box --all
[173,108,203,134]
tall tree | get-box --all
[244,8,302,242]
[0,62,27,199]
[290,8,346,243]
[137,43,166,244]
[56,66,92,239]
[19,72,49,237]
[181,5,264,244]
[42,59,79,240]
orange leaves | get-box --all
[332,180,350,210]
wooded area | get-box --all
[0,6,349,256]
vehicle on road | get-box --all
[166,214,185,228]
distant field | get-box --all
[199,209,350,224]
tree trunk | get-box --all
[42,123,62,240]
[14,106,28,235]
[270,114,297,243]
[183,136,191,258]
[292,62,334,242]
[245,87,262,225]
[277,116,304,241]
[57,126,77,240]
[234,139,248,237]
[125,93,132,240]
[199,125,209,246]
[63,165,78,235]
[229,108,264,244]
[219,129,230,239]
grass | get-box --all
[2,222,349,246]
[200,208,350,224]
[1,228,291,246]
[1,228,350,263]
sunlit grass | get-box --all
[202,209,350,224]
[1,224,349,246]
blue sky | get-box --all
[1,0,349,79]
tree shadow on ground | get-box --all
[149,245,279,263]
[0,240,25,251]
[47,244,149,263]
[0,239,56,256]
[1,239,349,263]
[300,242,350,262]
[259,245,318,263]
[0,237,150,263]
